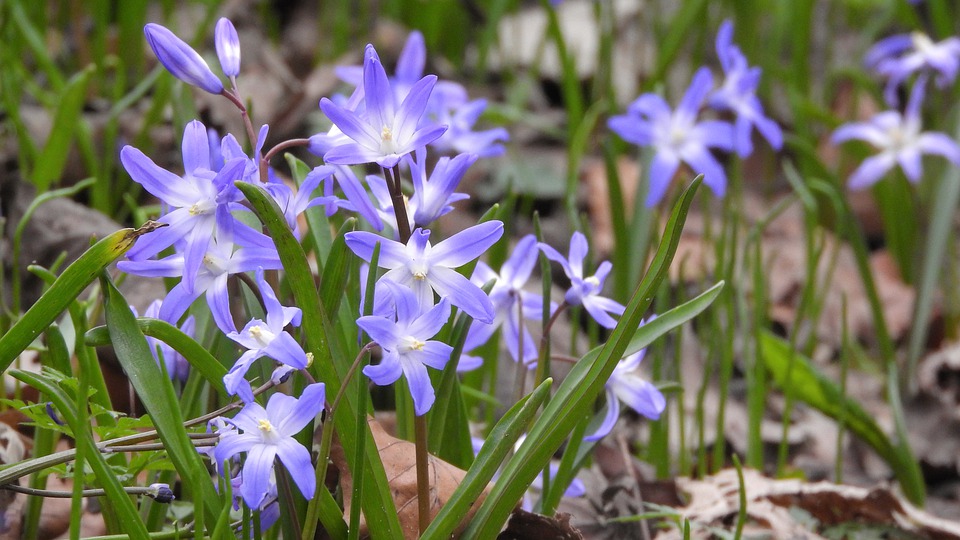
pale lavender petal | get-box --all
[357,315,401,347]
[614,376,666,419]
[144,23,223,94]
[240,444,277,508]
[682,146,728,198]
[212,432,259,463]
[646,151,681,207]
[271,383,325,435]
[319,98,379,149]
[206,274,236,334]
[394,75,438,143]
[120,146,193,207]
[500,235,539,287]
[363,352,403,386]
[428,267,495,323]
[406,297,451,340]
[538,242,573,278]
[396,31,426,83]
[917,132,960,165]
[402,357,435,416]
[584,388,620,441]
[262,332,308,368]
[344,231,407,268]
[582,296,622,329]
[158,283,200,325]
[412,341,452,370]
[429,221,504,267]
[276,438,315,499]
[847,153,896,190]
[323,142,387,166]
[182,120,211,174]
[831,122,886,146]
[363,44,395,128]
[215,18,241,77]
[567,232,588,279]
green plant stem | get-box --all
[1,484,168,499]
[533,301,568,387]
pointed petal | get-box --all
[402,357,435,416]
[120,146,193,207]
[356,315,401,348]
[319,98,379,149]
[271,383,325,435]
[584,388,620,441]
[429,220,504,267]
[646,151,681,207]
[396,31,426,83]
[240,444,277,508]
[276,438,316,499]
[363,352,403,386]
[428,267,495,323]
[394,75,437,143]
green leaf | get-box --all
[85,318,227,397]
[235,181,404,539]
[33,66,94,191]
[0,222,165,373]
[100,274,225,533]
[759,330,926,504]
[422,378,552,540]
[462,176,708,538]
[319,218,357,319]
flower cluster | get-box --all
[609,20,782,206]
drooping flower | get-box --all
[464,235,551,366]
[831,78,960,189]
[357,281,452,416]
[344,222,503,323]
[584,330,665,441]
[215,18,241,78]
[132,300,193,383]
[538,232,624,328]
[320,44,446,168]
[213,383,325,508]
[144,23,224,94]
[708,20,782,157]
[223,268,308,402]
[118,206,282,334]
[608,68,734,205]
[121,120,247,293]
[866,31,960,104]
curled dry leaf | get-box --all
[656,468,960,539]
[497,509,584,540]
[330,417,490,539]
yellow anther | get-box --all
[413,271,427,281]
[410,339,425,351]
[249,326,263,338]
[305,352,314,368]
[258,419,274,432]
[381,126,393,141]
[585,276,601,287]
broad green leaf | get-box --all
[85,318,227,397]
[101,275,225,533]
[235,181,404,539]
[462,176,708,538]
[422,378,552,540]
[759,330,925,504]
[0,222,164,372]
[319,219,357,319]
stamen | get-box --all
[258,419,273,432]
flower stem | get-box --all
[384,166,412,243]
[220,88,258,151]
[414,413,431,535]
[534,301,568,387]
[263,138,311,164]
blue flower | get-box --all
[465,235,552,366]
[538,232,624,329]
[119,206,282,334]
[120,120,247,293]
[708,20,782,157]
[144,23,223,94]
[223,268,308,402]
[344,222,503,323]
[585,331,665,441]
[213,383,325,508]
[215,18,241,78]
[866,32,960,104]
[408,148,474,227]
[358,281,452,415]
[609,68,734,205]
[832,78,960,189]
[320,44,446,168]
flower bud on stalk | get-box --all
[215,18,241,78]
[144,23,224,94]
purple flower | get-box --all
[609,68,734,205]
[223,268,308,402]
[357,281,452,416]
[538,232,624,329]
[213,383,325,508]
[465,235,551,365]
[429,97,510,158]
[120,120,247,293]
[831,78,960,189]
[144,23,223,94]
[408,148,474,227]
[133,300,193,383]
[344,222,503,323]
[215,18,241,77]
[584,332,665,441]
[118,207,282,334]
[866,32,960,104]
[708,20,782,157]
[320,44,446,168]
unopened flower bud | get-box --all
[215,18,241,77]
[144,23,224,94]
[147,483,175,503]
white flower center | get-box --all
[258,419,274,432]
[380,125,398,155]
[248,325,276,348]
[202,253,226,274]
[401,336,426,352]
[912,32,935,56]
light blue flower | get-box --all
[357,281,452,416]
[144,23,223,94]
[538,232,623,329]
[609,68,734,205]
[213,383,325,508]
[866,32,960,104]
[215,18,241,78]
[832,78,960,189]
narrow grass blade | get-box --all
[0,222,164,371]
[319,219,357,319]
[32,66,94,191]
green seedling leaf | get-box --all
[101,274,225,532]
[319,218,357,319]
[0,222,165,372]
[759,330,926,504]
